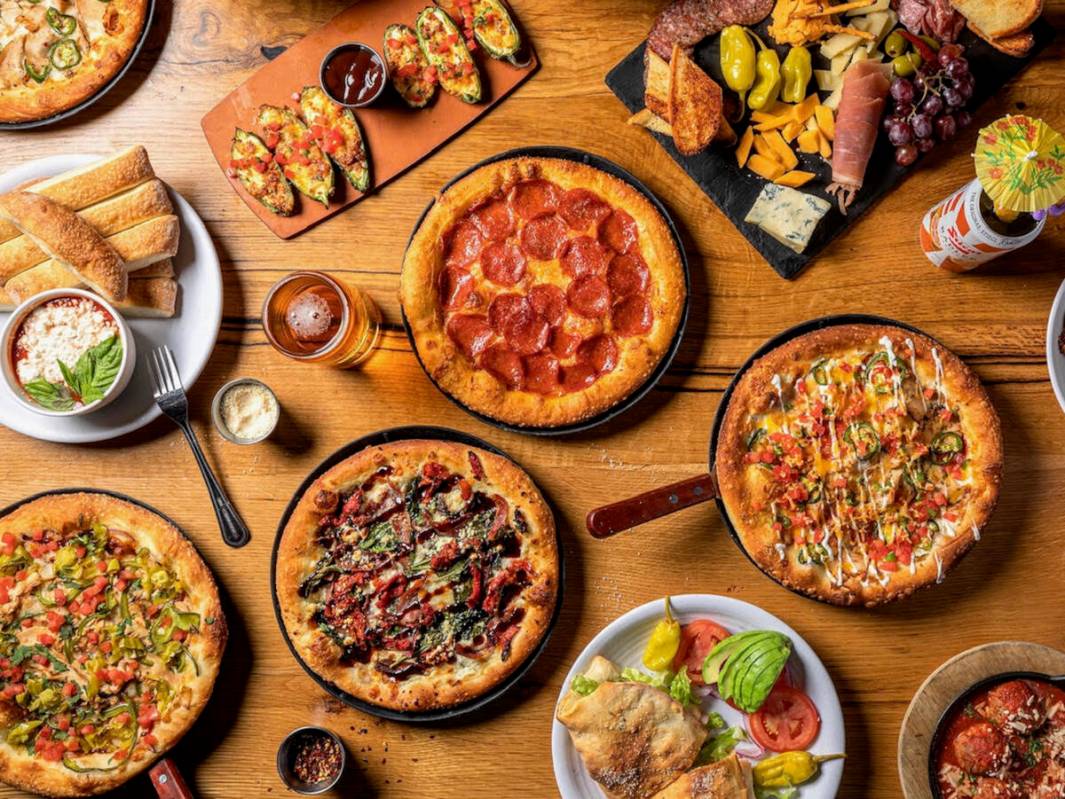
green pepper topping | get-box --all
[931,431,964,465]
[810,359,830,386]
[844,422,880,461]
[46,7,78,36]
[746,428,766,450]
[49,39,81,71]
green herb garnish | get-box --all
[21,335,122,410]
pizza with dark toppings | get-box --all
[400,156,686,428]
[0,1,150,124]
[715,324,1003,606]
[0,493,225,797]
[275,440,558,712]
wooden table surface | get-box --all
[2,0,1065,797]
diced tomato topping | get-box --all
[100,640,113,654]
[143,733,158,747]
[14,570,26,582]
[387,38,402,48]
[80,724,95,735]
[62,682,77,697]
[56,716,70,731]
[0,587,9,605]
[31,529,43,542]
[75,545,86,558]
[37,633,54,646]
[172,629,187,642]
[0,533,15,555]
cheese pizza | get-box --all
[275,440,559,712]
[0,492,225,797]
[0,0,150,124]
[401,156,686,428]
[716,324,1003,607]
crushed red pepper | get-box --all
[293,733,342,784]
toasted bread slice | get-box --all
[629,107,674,135]
[132,258,175,280]
[949,0,1042,38]
[645,49,673,121]
[968,21,1034,55]
[651,755,756,798]
[668,45,723,156]
[0,192,127,300]
[119,278,178,318]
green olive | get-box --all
[892,52,922,77]
[884,31,908,59]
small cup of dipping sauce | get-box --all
[212,378,279,444]
[320,42,387,107]
[276,726,346,795]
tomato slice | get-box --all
[748,684,821,752]
[672,619,731,683]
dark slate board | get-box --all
[605,18,1056,279]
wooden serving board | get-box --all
[201,0,538,239]
[897,640,1065,799]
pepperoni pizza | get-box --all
[401,156,686,428]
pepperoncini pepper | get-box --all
[641,596,681,671]
[753,752,846,788]
[720,26,756,108]
[748,47,782,112]
[780,46,812,104]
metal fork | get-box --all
[147,346,251,548]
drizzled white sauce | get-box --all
[934,551,944,583]
[774,543,787,562]
[904,337,928,413]
[931,347,947,400]
[939,518,957,539]
[971,523,981,541]
[878,335,905,406]
[771,373,789,432]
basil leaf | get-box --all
[58,359,82,396]
[70,349,101,403]
[88,335,121,394]
[22,378,74,411]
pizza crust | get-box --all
[276,440,559,712]
[401,157,686,428]
[715,324,1003,607]
[0,493,226,797]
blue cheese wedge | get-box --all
[744,184,831,254]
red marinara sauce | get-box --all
[934,677,1065,799]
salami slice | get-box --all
[647,0,721,61]
[599,209,639,255]
[481,242,527,286]
[520,215,568,261]
[446,314,494,360]
[567,274,611,319]
[469,197,516,242]
[440,266,474,310]
[559,188,612,231]
[529,284,567,327]
[561,236,611,278]
[482,344,524,390]
[612,296,654,337]
[444,220,484,268]
[715,0,774,28]
[550,329,582,359]
[561,363,598,393]
[578,334,619,375]
[510,179,561,221]
[524,353,561,395]
[607,252,651,299]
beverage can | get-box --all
[919,178,1046,272]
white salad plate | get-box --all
[551,594,845,799]
[0,154,222,444]
[1046,277,1065,416]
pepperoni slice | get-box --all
[561,363,598,392]
[469,197,515,242]
[524,353,561,395]
[598,209,639,254]
[439,267,474,310]
[482,345,524,390]
[612,296,653,337]
[578,334,619,374]
[510,179,561,221]
[559,188,612,231]
[561,236,611,278]
[520,215,568,261]
[488,293,531,335]
[529,284,566,327]
[488,294,549,355]
[567,274,611,319]
[444,220,484,268]
[446,314,493,360]
[481,242,527,286]
[607,252,650,299]
[550,329,582,359]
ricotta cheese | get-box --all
[13,297,117,386]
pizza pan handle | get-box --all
[585,474,718,539]
[149,757,195,799]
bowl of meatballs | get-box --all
[930,672,1065,799]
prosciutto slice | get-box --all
[826,61,891,214]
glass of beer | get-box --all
[262,271,381,368]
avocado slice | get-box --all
[719,638,778,703]
[734,642,791,712]
[701,631,774,685]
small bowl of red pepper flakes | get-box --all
[277,726,346,794]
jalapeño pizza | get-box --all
[716,324,1002,607]
[275,440,559,712]
[400,156,686,429]
[0,493,225,797]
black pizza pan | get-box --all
[0,0,156,131]
[399,145,691,437]
[587,313,944,605]
[269,425,565,723]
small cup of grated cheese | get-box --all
[212,378,280,444]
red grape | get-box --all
[921,95,944,116]
[890,78,915,104]
[957,111,973,128]
[896,144,919,166]
[888,120,914,146]
[912,114,933,140]
[916,137,936,154]
[938,44,964,65]
[942,87,963,108]
[944,57,969,79]
[935,114,957,141]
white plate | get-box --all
[551,595,845,799]
[0,154,222,443]
[1046,277,1065,416]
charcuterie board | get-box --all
[605,18,1055,279]
[201,0,538,239]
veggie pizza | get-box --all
[401,156,686,428]
[716,324,1002,606]
[276,440,558,712]
[0,493,225,797]
[0,0,151,124]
